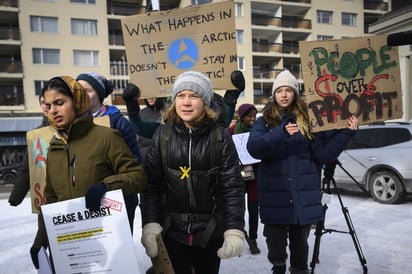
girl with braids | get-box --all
[247,70,359,274]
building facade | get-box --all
[0,0,392,170]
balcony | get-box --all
[253,42,283,54]
[0,27,19,41]
[107,1,143,16]
[281,0,311,3]
[109,33,124,46]
[110,60,128,77]
[0,0,18,8]
[0,61,22,74]
[0,85,23,106]
[364,1,389,11]
[252,14,311,30]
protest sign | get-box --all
[232,132,261,165]
[121,0,238,98]
[41,190,140,274]
[27,126,55,213]
[299,34,402,132]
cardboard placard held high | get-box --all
[299,34,402,132]
[121,1,238,98]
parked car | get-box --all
[0,164,18,185]
[332,122,412,204]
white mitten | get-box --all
[141,223,163,258]
[217,229,245,259]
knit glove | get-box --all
[217,229,245,259]
[30,246,40,269]
[122,83,141,115]
[224,70,245,105]
[85,183,107,211]
[141,223,163,258]
[231,70,245,91]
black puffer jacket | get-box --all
[142,122,245,246]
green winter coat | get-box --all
[33,114,147,248]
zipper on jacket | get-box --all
[188,128,193,208]
[71,155,76,187]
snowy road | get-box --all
[1,189,411,274]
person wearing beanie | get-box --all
[122,70,247,143]
[231,103,260,255]
[77,72,142,233]
[247,70,359,274]
[141,71,245,274]
[29,76,146,271]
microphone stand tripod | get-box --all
[310,161,368,274]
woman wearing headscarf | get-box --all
[29,76,146,270]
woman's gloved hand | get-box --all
[141,223,163,258]
[85,183,107,211]
[217,229,245,259]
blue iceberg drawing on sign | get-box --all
[168,38,198,69]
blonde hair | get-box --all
[263,97,314,140]
[162,101,218,127]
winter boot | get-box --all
[272,264,287,274]
[249,239,261,255]
[289,266,310,274]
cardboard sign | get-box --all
[121,0,238,98]
[27,116,110,213]
[27,126,56,214]
[151,234,175,274]
[41,190,140,274]
[299,34,402,132]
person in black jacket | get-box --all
[137,97,166,159]
[141,71,245,274]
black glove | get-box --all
[122,83,141,115]
[224,70,246,106]
[231,70,245,91]
[30,246,40,269]
[85,183,107,211]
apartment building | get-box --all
[0,0,391,171]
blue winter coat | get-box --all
[247,115,356,225]
[100,104,142,162]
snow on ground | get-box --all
[1,189,411,274]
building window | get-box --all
[235,3,243,17]
[70,0,96,3]
[34,80,48,96]
[236,30,243,44]
[32,48,60,64]
[237,56,244,70]
[191,0,211,4]
[30,16,58,33]
[342,13,357,26]
[317,10,333,24]
[317,35,333,40]
[71,19,98,36]
[73,50,99,66]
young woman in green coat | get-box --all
[29,76,147,270]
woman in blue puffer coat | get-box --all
[247,70,359,274]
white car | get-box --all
[332,122,412,204]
